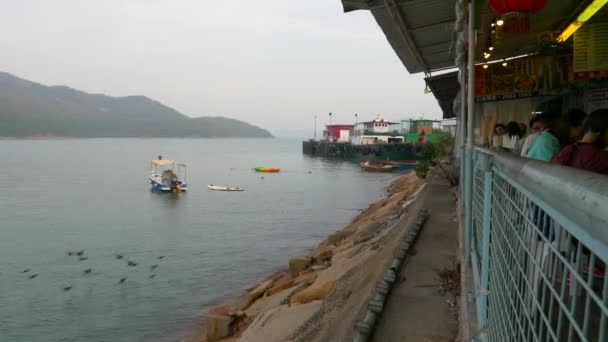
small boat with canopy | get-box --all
[149,156,188,192]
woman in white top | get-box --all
[520,115,545,157]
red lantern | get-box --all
[488,0,546,15]
[489,0,546,33]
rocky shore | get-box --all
[191,172,426,342]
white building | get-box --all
[352,119,404,145]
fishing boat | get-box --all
[383,160,417,169]
[208,185,244,192]
[254,167,281,173]
[149,157,188,192]
[360,161,395,172]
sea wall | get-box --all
[190,172,428,342]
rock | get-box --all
[266,273,295,296]
[292,269,317,286]
[311,264,329,272]
[288,257,311,277]
[354,232,374,245]
[327,230,349,245]
[239,301,322,342]
[207,304,237,316]
[246,287,297,318]
[311,244,335,264]
[290,279,334,305]
[334,240,355,254]
[248,279,274,301]
[205,305,236,342]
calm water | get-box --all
[0,138,397,342]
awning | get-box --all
[342,0,582,74]
[425,71,460,119]
[151,159,175,167]
[342,0,458,74]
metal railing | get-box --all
[468,147,608,342]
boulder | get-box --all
[248,279,274,301]
[290,279,334,305]
[288,257,311,277]
[266,273,294,296]
[311,264,329,271]
[312,244,335,263]
[292,269,316,286]
[327,230,349,245]
[205,305,235,342]
[334,240,355,254]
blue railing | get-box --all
[467,147,608,342]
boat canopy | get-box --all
[151,159,175,167]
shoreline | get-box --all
[190,171,425,342]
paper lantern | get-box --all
[489,0,546,33]
[488,0,546,15]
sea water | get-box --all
[0,138,396,342]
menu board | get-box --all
[585,87,608,112]
[475,55,561,102]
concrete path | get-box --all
[372,176,459,342]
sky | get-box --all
[0,0,442,134]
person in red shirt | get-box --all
[551,109,608,175]
[417,130,426,144]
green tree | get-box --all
[415,130,457,185]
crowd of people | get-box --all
[492,108,608,175]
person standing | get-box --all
[551,109,608,174]
[527,111,561,161]
[520,115,544,157]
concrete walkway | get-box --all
[372,176,459,342]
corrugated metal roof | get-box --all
[342,0,457,74]
[425,71,459,119]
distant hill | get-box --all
[0,72,272,138]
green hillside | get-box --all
[0,72,272,138]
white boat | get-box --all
[149,157,188,192]
[208,184,244,192]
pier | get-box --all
[302,140,424,161]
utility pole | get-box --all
[314,115,317,141]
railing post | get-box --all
[464,0,476,264]
[465,148,473,262]
[478,153,493,329]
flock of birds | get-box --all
[20,250,166,292]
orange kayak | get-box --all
[255,167,281,173]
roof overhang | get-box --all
[342,0,584,74]
[425,71,460,119]
[342,0,457,74]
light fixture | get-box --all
[488,46,494,51]
[557,0,608,42]
[483,63,489,69]
[502,59,508,67]
[496,19,504,26]
[484,52,491,59]
[491,22,495,27]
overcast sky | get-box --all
[0,0,441,133]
